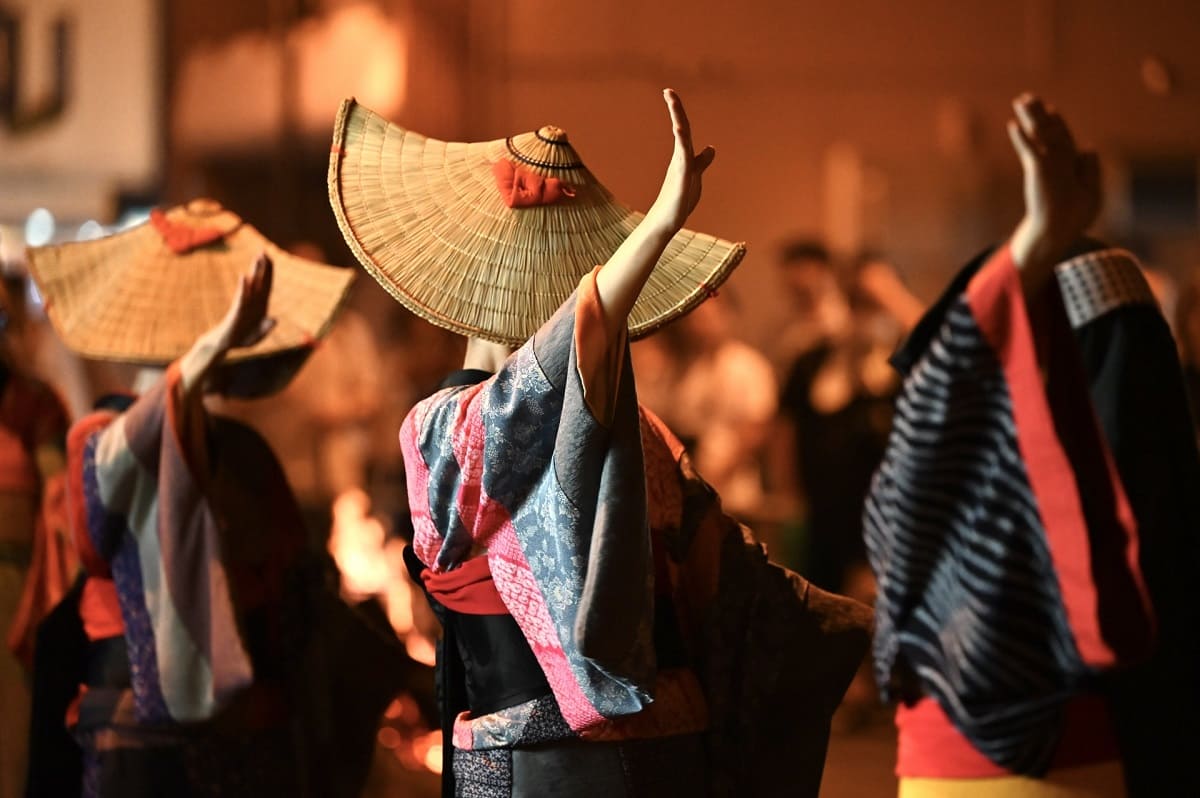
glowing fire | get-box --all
[328,489,441,775]
[377,695,443,775]
[328,488,436,666]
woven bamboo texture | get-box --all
[26,200,355,364]
[328,98,746,346]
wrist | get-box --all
[1009,217,1070,295]
[179,329,230,393]
[1010,217,1057,272]
[203,328,235,362]
[643,198,686,238]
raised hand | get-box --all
[645,89,717,234]
[212,252,277,354]
[1007,94,1102,279]
[179,252,277,396]
[594,90,718,341]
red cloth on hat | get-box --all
[491,160,576,208]
[150,209,227,254]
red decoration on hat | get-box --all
[150,209,227,254]
[492,159,577,208]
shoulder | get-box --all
[68,409,119,453]
[1055,249,1159,331]
[400,384,482,454]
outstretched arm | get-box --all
[594,89,716,340]
[1005,94,1102,297]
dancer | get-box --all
[865,94,1200,796]
[330,89,872,797]
[27,202,360,797]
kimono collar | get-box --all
[438,369,493,390]
[94,393,137,413]
[890,247,992,376]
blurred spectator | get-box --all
[773,241,921,596]
[363,292,465,533]
[0,241,92,422]
[634,295,777,516]
[772,240,849,372]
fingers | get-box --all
[242,318,277,349]
[244,252,273,317]
[230,274,249,315]
[248,253,270,296]
[1007,119,1038,167]
[694,145,716,173]
[257,252,274,299]
[663,88,694,157]
[1041,104,1075,152]
[1077,150,1101,195]
[1012,94,1075,160]
[1012,94,1046,144]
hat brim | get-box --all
[27,214,355,365]
[328,98,745,346]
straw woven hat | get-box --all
[328,98,746,346]
[26,199,355,365]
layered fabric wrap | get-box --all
[404,269,873,797]
[865,246,1160,775]
[66,365,252,723]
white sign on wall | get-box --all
[173,3,406,155]
[0,0,161,222]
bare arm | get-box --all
[594,89,716,339]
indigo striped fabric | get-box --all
[864,296,1084,775]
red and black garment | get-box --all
[866,244,1200,792]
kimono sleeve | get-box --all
[67,363,252,724]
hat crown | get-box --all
[167,198,242,233]
[186,198,224,216]
[506,126,584,171]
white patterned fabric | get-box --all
[1055,249,1157,330]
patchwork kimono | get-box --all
[866,245,1200,794]
[403,269,873,797]
[65,364,304,797]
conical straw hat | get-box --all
[26,199,355,365]
[328,98,746,346]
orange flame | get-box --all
[328,490,441,773]
[328,491,437,662]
